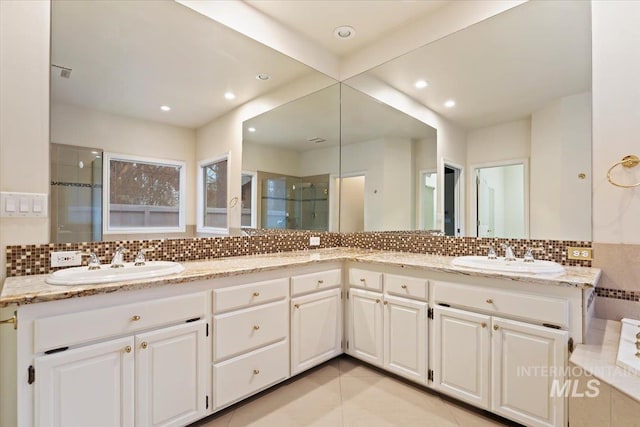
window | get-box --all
[198,154,229,233]
[104,153,186,234]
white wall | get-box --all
[531,92,591,240]
[592,1,640,245]
[0,0,50,285]
[51,103,197,229]
[242,142,301,177]
[467,119,531,165]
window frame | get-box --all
[103,152,186,235]
[197,153,231,235]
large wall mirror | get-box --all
[49,0,336,243]
[342,0,592,241]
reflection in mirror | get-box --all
[49,0,333,242]
[242,84,340,231]
[343,0,591,240]
[340,85,437,232]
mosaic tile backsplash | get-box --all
[6,230,592,277]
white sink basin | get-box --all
[46,261,185,286]
[451,255,565,275]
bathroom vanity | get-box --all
[0,248,600,427]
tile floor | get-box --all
[190,356,519,427]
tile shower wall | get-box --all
[6,231,592,277]
[593,242,640,320]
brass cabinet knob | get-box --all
[131,315,141,321]
[252,292,260,297]
[636,352,640,358]
[141,342,148,349]
[0,311,17,330]
[384,301,388,305]
[317,280,324,285]
[493,325,499,331]
[636,332,640,340]
[481,322,487,328]
[375,299,380,304]
[294,304,300,309]
[253,325,260,330]
[401,284,407,289]
[124,346,132,353]
[486,299,493,304]
[636,342,640,350]
[360,278,366,282]
[253,369,260,375]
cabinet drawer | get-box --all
[349,268,382,291]
[431,281,568,327]
[213,300,288,361]
[214,278,288,313]
[291,269,341,296]
[384,274,428,300]
[213,341,289,410]
[34,292,207,353]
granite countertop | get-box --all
[0,248,602,307]
[570,318,640,402]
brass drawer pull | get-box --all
[481,322,487,328]
[493,325,499,331]
[317,280,324,285]
[375,299,380,304]
[0,311,17,330]
[253,369,260,375]
[636,352,640,358]
[124,346,132,353]
[252,292,260,297]
[141,342,148,349]
[384,301,388,305]
[294,304,300,309]
[253,325,260,331]
[360,278,366,282]
[486,299,493,304]
[131,315,141,321]
[401,284,407,289]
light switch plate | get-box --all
[0,192,48,217]
[309,236,320,246]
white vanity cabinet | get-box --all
[432,282,569,427]
[347,269,428,383]
[290,269,343,375]
[212,278,290,410]
[31,292,210,427]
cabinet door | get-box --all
[348,288,384,366]
[491,317,567,427]
[136,320,208,427]
[291,288,343,375]
[432,305,491,408]
[383,295,427,383]
[35,336,135,427]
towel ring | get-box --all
[607,155,640,188]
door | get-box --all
[35,336,135,427]
[383,295,427,383]
[491,317,568,427]
[348,288,384,366]
[443,165,462,236]
[432,306,491,408]
[476,171,496,237]
[291,288,343,375]
[136,320,208,427]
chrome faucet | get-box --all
[81,252,101,270]
[110,247,129,268]
[481,245,497,260]
[501,243,516,261]
[134,248,154,266]
[524,247,544,263]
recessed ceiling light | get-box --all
[248,127,256,133]
[334,26,356,40]
[224,92,236,100]
[444,99,456,108]
[256,74,270,81]
[414,80,428,89]
[160,105,171,112]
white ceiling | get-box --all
[244,0,449,58]
[51,0,323,129]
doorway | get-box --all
[443,164,462,236]
[419,170,437,231]
[339,175,365,232]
